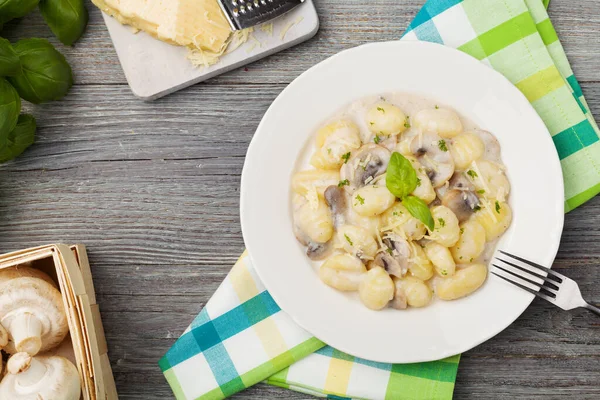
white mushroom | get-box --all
[0,352,80,400]
[0,268,69,355]
[340,144,391,191]
[410,132,455,187]
[441,189,480,222]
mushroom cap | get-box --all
[0,277,68,355]
[0,266,57,288]
[441,189,480,222]
[1,352,81,400]
[340,144,391,191]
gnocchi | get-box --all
[359,267,395,310]
[319,254,366,291]
[366,102,407,137]
[310,120,362,170]
[436,263,487,300]
[291,93,512,311]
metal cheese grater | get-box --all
[217,0,305,30]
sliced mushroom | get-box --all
[410,132,454,188]
[340,144,391,191]
[372,252,404,278]
[441,189,480,222]
[324,185,347,227]
[380,235,411,277]
[306,241,333,261]
[390,279,408,309]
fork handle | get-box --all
[584,303,600,316]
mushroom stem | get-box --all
[6,313,43,355]
[7,353,48,387]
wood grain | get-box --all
[1,1,599,399]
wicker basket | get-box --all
[0,244,118,400]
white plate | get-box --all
[240,41,564,363]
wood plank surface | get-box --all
[1,1,599,399]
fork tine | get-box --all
[491,272,556,303]
[498,250,565,281]
[492,264,558,296]
[494,258,560,290]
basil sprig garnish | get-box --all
[386,152,434,230]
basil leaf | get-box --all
[39,0,88,46]
[402,195,434,231]
[0,78,21,143]
[0,113,35,163]
[0,38,20,76]
[8,38,73,104]
[0,0,39,24]
[386,152,418,198]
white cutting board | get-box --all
[102,1,319,100]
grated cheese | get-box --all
[260,22,274,36]
[470,160,490,194]
[280,16,304,40]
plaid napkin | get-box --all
[160,0,600,398]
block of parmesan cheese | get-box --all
[92,0,232,54]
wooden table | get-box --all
[1,1,599,398]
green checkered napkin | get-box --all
[160,1,600,399]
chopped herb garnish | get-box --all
[441,270,448,276]
[467,170,478,179]
[477,189,485,194]
[338,179,350,188]
[341,152,351,163]
[460,227,465,234]
[435,105,439,109]
[344,234,353,246]
[495,200,501,214]
[374,135,381,144]
[327,148,332,154]
[393,211,402,216]
[470,258,474,262]
[369,121,375,126]
[473,205,481,212]
[416,177,422,187]
[404,117,411,129]
[386,248,394,256]
[438,218,446,227]
[438,140,448,152]
[377,106,385,113]
[459,256,463,260]
[355,194,365,205]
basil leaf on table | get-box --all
[0,77,21,141]
[402,195,434,231]
[0,38,20,76]
[0,0,39,24]
[8,38,73,104]
[386,152,418,198]
[0,113,35,163]
[39,0,88,46]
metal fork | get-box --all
[492,250,600,316]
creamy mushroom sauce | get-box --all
[291,93,512,311]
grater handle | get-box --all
[217,0,305,31]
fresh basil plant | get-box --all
[0,77,20,140]
[386,151,435,230]
[8,38,73,104]
[0,113,35,162]
[39,0,88,46]
[0,37,20,76]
